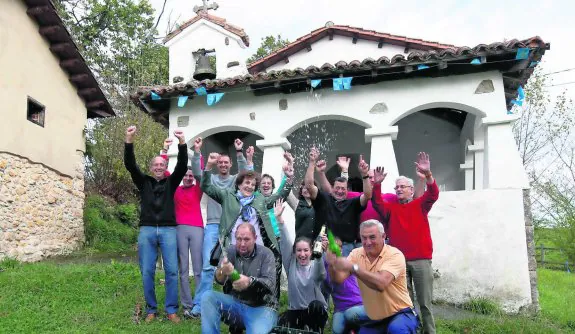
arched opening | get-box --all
[392,108,477,192]
[286,119,371,192]
[202,130,264,174]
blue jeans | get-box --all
[201,290,278,334]
[192,223,220,310]
[359,308,419,334]
[332,305,372,334]
[342,241,362,257]
[138,226,179,315]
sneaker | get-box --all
[144,313,156,323]
[182,309,195,319]
[190,305,201,318]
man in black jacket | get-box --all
[201,223,278,334]
[124,125,188,323]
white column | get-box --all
[483,116,529,189]
[256,138,296,241]
[460,159,474,191]
[468,143,484,190]
[365,126,399,194]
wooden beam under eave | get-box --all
[70,73,90,84]
[60,58,82,70]
[404,44,410,53]
[87,100,106,109]
[26,5,51,16]
[306,44,312,52]
[328,31,334,40]
[378,39,384,48]
[352,34,358,44]
[284,58,289,64]
[89,109,113,118]
[78,88,98,98]
[39,25,62,37]
[50,42,75,53]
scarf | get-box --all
[236,191,255,222]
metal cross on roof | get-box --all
[194,0,219,14]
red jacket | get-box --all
[372,181,439,260]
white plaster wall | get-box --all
[267,35,411,71]
[430,189,532,311]
[166,20,247,83]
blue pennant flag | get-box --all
[150,91,160,100]
[207,92,224,106]
[342,77,352,90]
[516,48,530,60]
[177,95,189,108]
[511,99,523,107]
[507,109,514,115]
[333,78,343,91]
[517,86,525,100]
[470,58,482,65]
[310,79,322,88]
[529,61,540,68]
[417,64,430,70]
[195,87,207,96]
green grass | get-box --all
[0,259,572,333]
[534,228,570,269]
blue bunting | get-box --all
[517,86,525,100]
[342,77,352,90]
[310,79,322,88]
[516,48,530,60]
[207,92,224,106]
[150,91,160,100]
[417,64,430,70]
[195,87,207,96]
[511,99,523,107]
[333,78,343,91]
[470,58,482,65]
[177,95,188,108]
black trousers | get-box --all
[278,300,328,333]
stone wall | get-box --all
[0,152,85,262]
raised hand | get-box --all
[207,152,220,168]
[283,152,294,166]
[315,160,327,173]
[309,146,319,163]
[126,126,137,143]
[163,138,173,150]
[373,166,387,184]
[193,137,203,153]
[336,156,351,172]
[283,163,295,179]
[416,167,426,180]
[245,146,255,162]
[173,129,185,144]
[234,138,244,151]
[220,257,234,276]
[274,198,286,218]
[414,152,431,175]
[358,155,369,177]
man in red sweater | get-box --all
[371,152,439,334]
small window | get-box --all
[27,97,45,127]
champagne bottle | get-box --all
[327,229,341,257]
[229,269,241,282]
[312,226,326,259]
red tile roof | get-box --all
[248,25,458,74]
[164,12,249,46]
[23,0,114,118]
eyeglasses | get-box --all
[394,185,413,190]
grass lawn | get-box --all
[0,259,573,333]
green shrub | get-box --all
[84,195,138,252]
[461,297,502,315]
[0,258,20,270]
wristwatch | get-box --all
[352,264,359,274]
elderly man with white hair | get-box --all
[371,152,440,334]
[327,219,418,333]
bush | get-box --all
[84,195,138,252]
[461,297,502,315]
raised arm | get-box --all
[265,165,294,209]
[305,147,320,200]
[234,139,253,172]
[123,126,145,189]
[190,137,203,177]
[168,130,189,186]
[275,199,293,272]
[358,155,372,206]
[371,167,390,220]
[415,152,439,213]
[315,160,332,193]
[201,153,226,203]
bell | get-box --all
[193,54,216,81]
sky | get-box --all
[149,0,575,97]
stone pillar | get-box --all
[365,126,399,194]
[256,138,295,237]
[483,116,529,189]
[523,189,540,313]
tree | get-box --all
[85,109,167,203]
[247,35,290,64]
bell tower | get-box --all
[163,0,249,83]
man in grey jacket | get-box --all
[189,138,254,317]
[201,223,278,334]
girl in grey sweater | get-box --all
[274,199,328,333]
